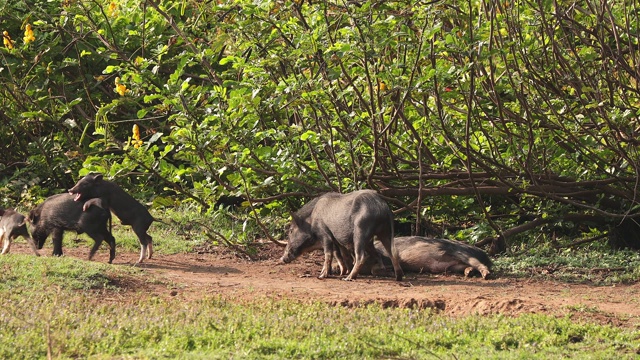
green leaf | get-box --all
[300,130,316,141]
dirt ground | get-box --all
[10,241,640,328]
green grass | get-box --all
[494,246,640,284]
[1,254,639,359]
[0,254,141,291]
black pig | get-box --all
[0,208,39,256]
[28,194,116,263]
[68,173,154,264]
[366,236,492,279]
[280,190,403,281]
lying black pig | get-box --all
[364,236,492,279]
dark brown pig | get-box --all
[28,194,116,263]
[68,173,154,264]
[280,190,403,281]
[366,236,492,279]
[0,208,39,256]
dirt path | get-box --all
[118,243,640,328]
[12,242,640,327]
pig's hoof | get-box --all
[342,276,355,281]
[481,271,490,280]
[464,267,473,277]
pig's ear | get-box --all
[290,212,302,226]
[28,210,38,223]
[94,173,104,182]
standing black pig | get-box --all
[366,236,492,279]
[0,208,39,256]
[280,190,403,281]
[28,194,116,263]
[68,173,154,264]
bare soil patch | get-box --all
[11,242,640,327]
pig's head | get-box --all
[27,209,46,249]
[280,214,320,263]
[68,173,105,202]
[34,235,46,250]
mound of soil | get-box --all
[10,241,640,327]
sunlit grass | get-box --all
[0,254,639,359]
[1,291,638,359]
[0,253,140,291]
[494,246,640,284]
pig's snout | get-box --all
[280,250,294,264]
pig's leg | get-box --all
[26,237,40,256]
[319,252,332,279]
[344,231,370,281]
[318,238,334,279]
[51,228,64,257]
[0,228,9,254]
[105,232,117,264]
[82,198,104,211]
[133,226,152,264]
[466,258,490,279]
[88,239,103,261]
[146,235,153,259]
[478,266,490,279]
[445,263,467,273]
[85,232,104,261]
[365,241,387,276]
[464,267,474,277]
[381,236,404,281]
[335,245,352,276]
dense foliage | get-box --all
[2,0,640,251]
